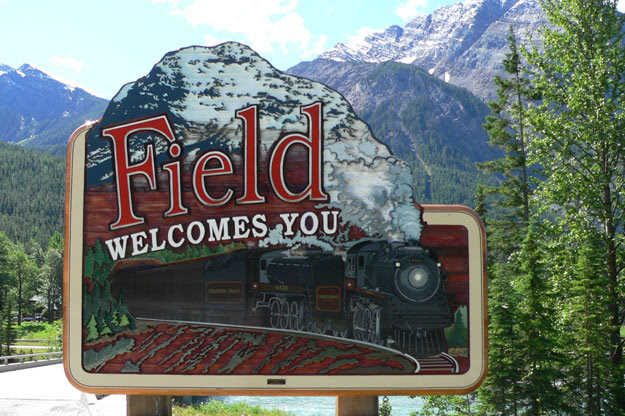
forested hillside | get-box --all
[289,60,498,206]
[361,63,496,205]
[0,141,65,248]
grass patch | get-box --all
[15,321,62,350]
[14,341,48,346]
[173,400,294,416]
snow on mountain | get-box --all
[87,43,424,245]
[319,0,546,101]
[0,63,107,153]
[0,64,12,76]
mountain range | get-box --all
[318,0,546,101]
[287,59,497,204]
[0,63,108,155]
[0,0,551,243]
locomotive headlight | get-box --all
[407,266,429,289]
[394,257,441,303]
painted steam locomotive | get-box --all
[112,240,453,357]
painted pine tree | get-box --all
[86,313,99,342]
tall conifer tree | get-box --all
[477,26,537,414]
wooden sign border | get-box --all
[63,122,488,395]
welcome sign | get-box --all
[64,43,486,394]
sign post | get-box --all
[336,396,378,416]
[64,43,487,407]
[126,396,171,416]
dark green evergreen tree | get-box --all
[546,224,612,414]
[0,233,11,314]
[0,142,65,248]
[1,297,15,356]
[514,225,565,414]
[476,26,537,415]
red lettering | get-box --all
[236,105,265,204]
[162,160,188,217]
[193,151,234,206]
[101,115,177,230]
[269,102,328,202]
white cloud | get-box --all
[396,0,427,22]
[35,66,106,98]
[346,27,383,50]
[158,0,324,57]
[51,56,84,72]
[618,0,625,13]
[203,34,222,47]
[309,34,328,56]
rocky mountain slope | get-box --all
[288,59,497,205]
[0,64,108,154]
[319,0,546,101]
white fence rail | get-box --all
[14,338,48,343]
[0,351,62,366]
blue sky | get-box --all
[0,0,479,99]
[1,0,624,99]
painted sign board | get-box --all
[63,43,487,395]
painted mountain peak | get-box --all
[85,42,424,247]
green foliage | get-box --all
[477,25,543,415]
[544,222,614,413]
[0,233,11,325]
[15,320,60,339]
[479,26,536,254]
[355,61,498,206]
[0,233,61,328]
[118,313,130,328]
[0,142,65,248]
[470,2,625,415]
[1,297,16,356]
[40,240,63,323]
[513,225,566,413]
[412,394,478,416]
[14,320,62,351]
[172,400,294,416]
[379,396,392,416]
[523,0,625,411]
[8,241,39,325]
